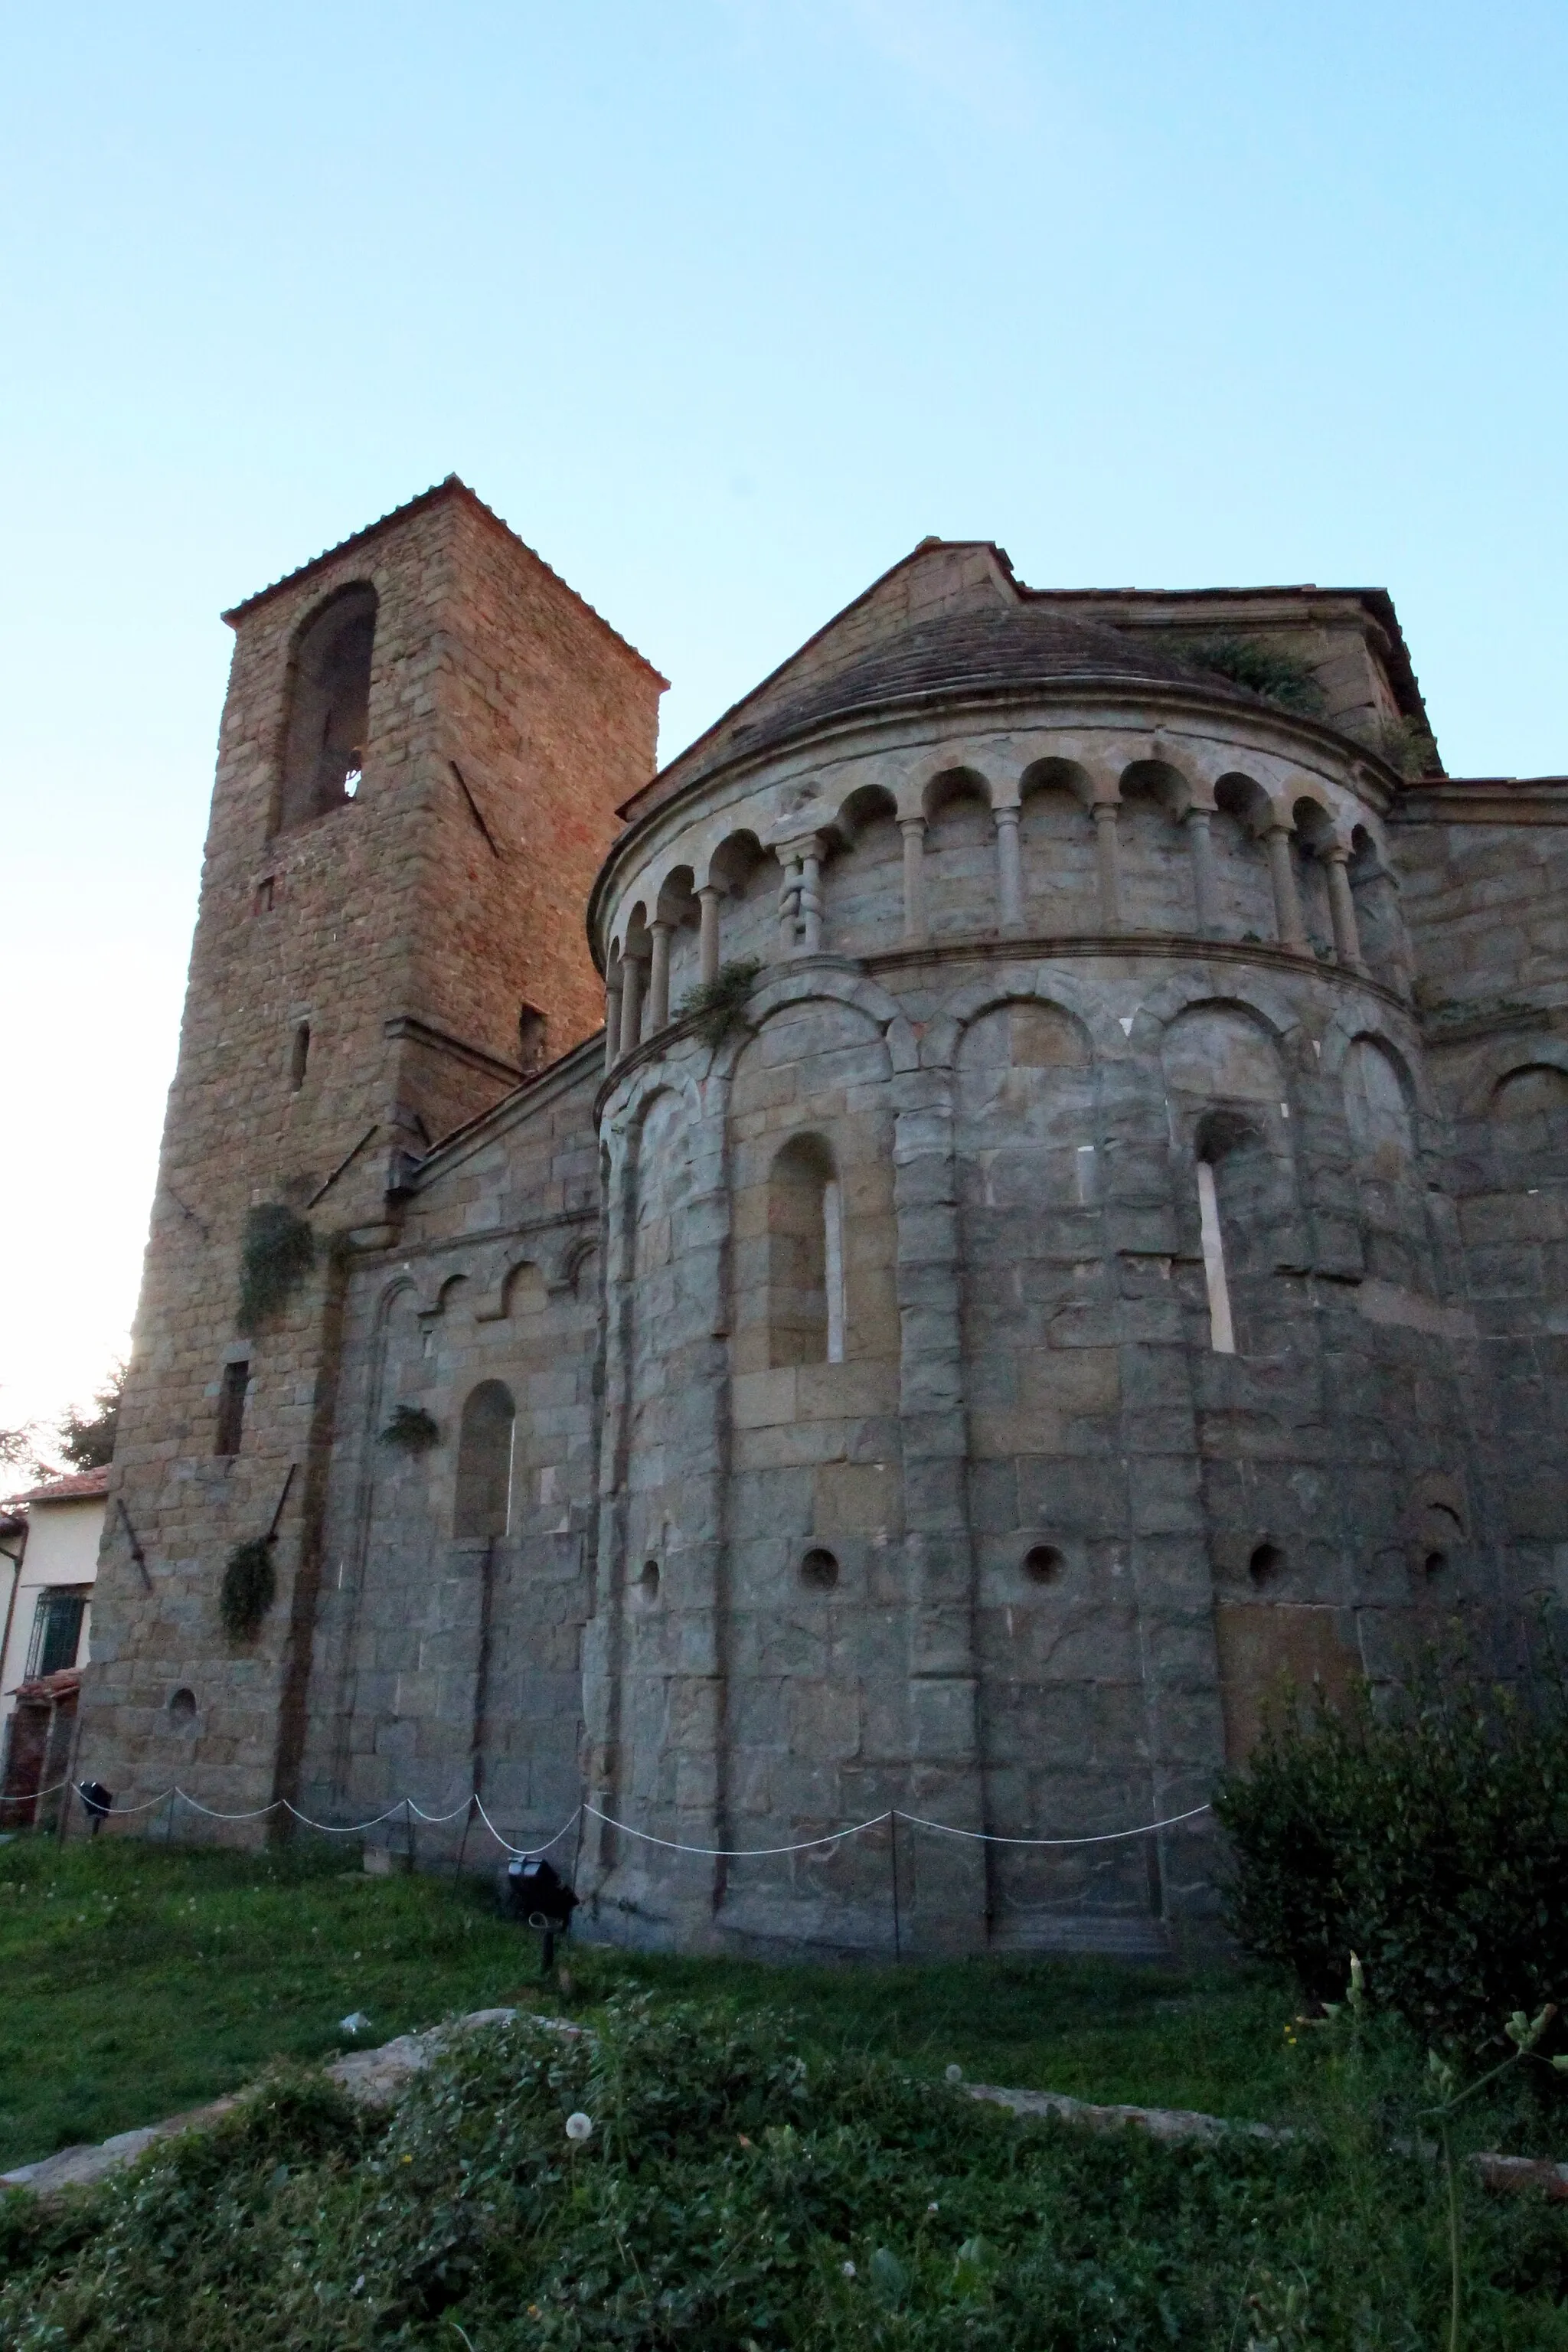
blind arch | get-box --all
[453,1379,515,1539]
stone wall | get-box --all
[295,1043,607,1852]
[1396,784,1568,1633]
[74,492,1566,1968]
[77,483,661,1824]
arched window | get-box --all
[766,1134,844,1367]
[276,585,377,832]
[453,1379,515,1538]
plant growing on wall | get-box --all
[1185,635,1328,717]
[237,1204,316,1334]
[677,959,762,1049]
[380,1403,440,1452]
[1373,712,1441,779]
[219,1536,276,1642]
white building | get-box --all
[0,1468,107,1717]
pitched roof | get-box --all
[4,1467,111,1508]
[703,600,1238,766]
[620,538,1423,823]
[220,476,667,683]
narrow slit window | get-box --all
[765,1134,843,1367]
[216,1359,250,1456]
[518,1004,547,1072]
[289,1023,310,1090]
[1196,1161,1236,1354]
[823,1178,845,1364]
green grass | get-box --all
[2,1837,1566,2346]
[3,2002,1566,2349]
[0,1832,1313,2175]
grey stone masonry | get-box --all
[74,508,1568,1958]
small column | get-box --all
[778,853,802,955]
[647,920,672,1031]
[994,803,1024,933]
[1263,821,1308,952]
[1092,800,1122,929]
[1325,847,1365,969]
[618,954,645,1057]
[799,840,824,952]
[605,968,623,1072]
[900,816,928,942]
[1184,807,1220,936]
[697,886,721,986]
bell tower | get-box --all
[77,480,663,1821]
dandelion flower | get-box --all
[944,2063,963,2083]
[841,2259,857,2278]
[927,2200,939,2214]
[565,2111,593,2143]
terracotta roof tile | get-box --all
[4,1467,111,1508]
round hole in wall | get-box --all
[1248,1542,1285,1585]
[1423,1550,1449,1579]
[1022,1544,1066,1585]
[638,1560,661,1604]
[168,1687,198,1730]
[800,1547,840,1591]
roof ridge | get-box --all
[221,477,667,684]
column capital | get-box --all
[773,828,827,864]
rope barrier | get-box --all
[896,1801,1214,1847]
[13,1777,1212,1864]
[580,1800,893,1859]
[475,1795,581,1860]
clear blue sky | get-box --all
[2,1,1564,1435]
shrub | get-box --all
[1214,1664,1568,2052]
[1184,635,1327,717]
[237,1204,315,1333]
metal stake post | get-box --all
[889,1808,902,1962]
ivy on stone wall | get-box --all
[237,1204,316,1334]
[219,1536,276,1642]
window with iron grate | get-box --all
[25,1589,88,1678]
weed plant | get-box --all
[3,2001,1566,2349]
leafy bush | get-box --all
[219,1535,276,1641]
[2,2000,1565,2349]
[1214,1668,1568,2053]
[237,1204,315,1334]
[1184,635,1327,717]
